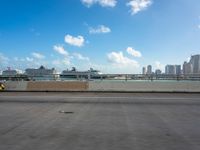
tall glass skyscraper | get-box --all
[190,55,200,74]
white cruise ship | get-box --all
[60,67,104,79]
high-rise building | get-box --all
[147,65,152,74]
[165,65,181,75]
[142,67,146,75]
[175,65,181,75]
[165,65,175,75]
[183,61,192,75]
[189,55,200,74]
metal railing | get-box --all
[1,74,200,82]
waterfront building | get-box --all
[25,66,56,76]
[147,65,152,75]
[142,67,146,75]
[165,65,175,75]
[165,65,181,75]
[175,65,181,75]
[155,69,162,75]
[183,61,192,75]
[189,54,200,74]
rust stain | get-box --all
[27,81,88,91]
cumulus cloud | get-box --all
[81,0,117,7]
[98,0,117,7]
[0,53,9,64]
[73,53,90,61]
[127,0,152,15]
[52,59,69,66]
[52,43,90,69]
[14,57,19,61]
[81,0,95,6]
[53,45,69,56]
[89,25,111,34]
[65,35,85,47]
[62,58,71,65]
[32,52,45,59]
[107,51,139,67]
[155,61,164,71]
[26,57,34,62]
[126,47,142,57]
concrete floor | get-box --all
[0,92,200,150]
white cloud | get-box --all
[81,0,95,7]
[107,51,139,67]
[126,47,142,57]
[187,57,190,62]
[52,58,71,66]
[14,57,33,62]
[32,52,45,59]
[65,35,85,47]
[155,61,164,71]
[53,45,69,56]
[89,25,111,34]
[14,57,19,61]
[198,25,200,29]
[26,57,34,62]
[0,53,9,64]
[63,58,71,65]
[81,0,117,7]
[98,0,117,7]
[52,60,62,66]
[127,0,152,15]
[73,53,90,61]
[15,69,24,74]
[20,58,25,61]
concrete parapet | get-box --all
[2,81,200,92]
[27,81,88,91]
[88,81,200,92]
[4,81,28,91]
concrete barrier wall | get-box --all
[27,81,88,91]
[88,81,200,92]
[2,81,200,92]
[4,81,28,91]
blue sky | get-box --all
[0,0,200,73]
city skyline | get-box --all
[1,54,200,75]
[0,0,200,73]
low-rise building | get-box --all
[155,69,162,75]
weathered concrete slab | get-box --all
[27,81,88,91]
[4,81,27,91]
[3,81,200,92]
[89,81,200,92]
